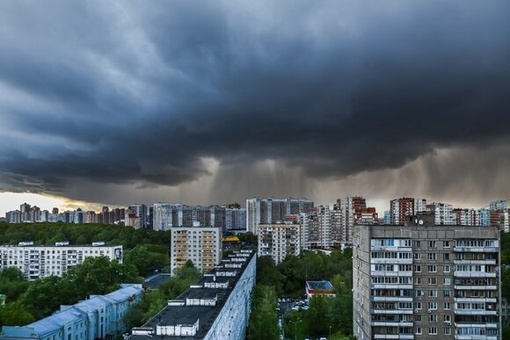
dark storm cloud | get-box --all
[1,0,510,202]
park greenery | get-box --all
[248,249,355,340]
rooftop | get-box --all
[130,250,255,339]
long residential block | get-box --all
[0,242,123,280]
[0,284,143,340]
[130,249,256,339]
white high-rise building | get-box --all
[0,242,123,281]
[152,203,174,231]
[429,202,455,225]
[170,226,222,274]
[257,221,301,265]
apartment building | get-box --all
[246,197,314,234]
[257,221,301,265]
[339,196,377,244]
[353,214,501,340]
[0,284,143,340]
[130,250,256,340]
[170,226,222,274]
[0,242,123,281]
[390,197,428,225]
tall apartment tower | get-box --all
[339,196,377,244]
[299,206,333,250]
[353,214,501,340]
[390,197,428,225]
[246,197,314,234]
[170,226,222,274]
[427,202,455,225]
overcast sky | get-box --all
[1,1,510,215]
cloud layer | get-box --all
[1,1,510,208]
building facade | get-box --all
[390,197,428,225]
[0,284,143,340]
[0,243,123,281]
[170,226,222,274]
[353,214,501,340]
[246,197,314,235]
[257,221,301,265]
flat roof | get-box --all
[306,280,334,290]
[130,250,255,339]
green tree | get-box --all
[305,295,331,336]
[0,301,35,326]
[124,245,169,277]
[248,284,279,340]
[0,268,28,302]
[256,256,285,295]
[18,276,63,319]
[65,256,139,298]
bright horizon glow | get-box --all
[0,192,101,218]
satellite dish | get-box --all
[419,220,424,225]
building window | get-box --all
[444,278,451,285]
[443,289,451,297]
[443,265,450,273]
[443,241,450,248]
[415,327,422,335]
[443,302,451,310]
[428,290,438,297]
[415,302,422,310]
[428,253,437,261]
[414,265,421,273]
[428,265,437,273]
[444,327,451,335]
[428,314,438,322]
[443,315,451,323]
[429,241,436,249]
[427,302,437,310]
[428,327,437,335]
[428,277,437,285]
[443,253,450,260]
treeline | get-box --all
[248,249,354,340]
[0,222,169,249]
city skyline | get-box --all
[1,2,510,218]
[2,194,508,220]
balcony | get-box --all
[455,336,496,340]
[371,284,413,290]
[454,271,496,278]
[454,246,498,253]
[374,334,413,339]
[454,285,497,290]
[454,259,497,265]
[371,296,413,302]
[371,258,413,265]
[371,321,413,327]
[455,297,497,304]
[454,309,498,316]
[455,322,498,329]
[371,309,413,314]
